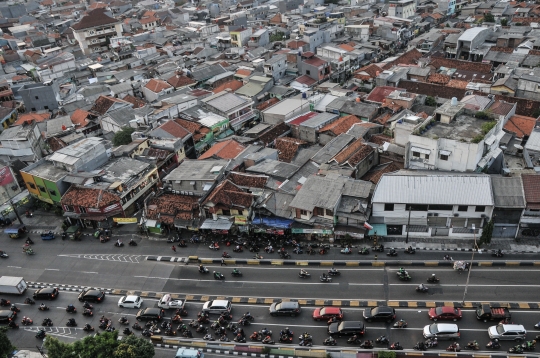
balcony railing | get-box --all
[230,110,255,127]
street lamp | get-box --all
[462,224,476,304]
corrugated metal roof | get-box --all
[491,176,525,208]
[372,172,494,205]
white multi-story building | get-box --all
[70,8,123,55]
[387,0,416,19]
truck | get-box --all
[0,276,27,295]
[175,348,203,358]
[476,304,511,322]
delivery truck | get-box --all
[0,276,28,295]
[476,304,511,322]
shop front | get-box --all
[291,227,334,240]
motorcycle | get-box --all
[279,252,291,259]
[129,239,137,246]
[10,304,20,312]
[83,309,93,317]
[196,325,208,334]
[446,343,460,352]
[233,246,243,253]
[203,333,215,341]
[114,241,124,247]
[25,248,35,255]
[262,337,275,345]
[328,268,340,276]
[465,340,479,350]
[222,252,231,258]
[320,275,332,283]
[360,340,374,349]
[21,317,33,325]
[242,312,254,322]
[416,284,429,293]
[293,247,303,254]
[142,329,153,337]
[347,335,360,344]
[237,318,250,326]
[24,298,35,305]
[372,244,384,252]
[209,243,220,251]
[231,269,242,277]
[66,305,77,313]
[26,238,35,245]
[38,305,50,311]
[486,339,500,349]
[118,317,129,325]
[7,321,19,329]
[36,329,46,339]
[508,345,524,354]
[398,274,412,281]
[279,334,293,343]
[323,336,337,346]
[83,324,95,332]
[427,276,440,283]
[66,319,77,327]
[199,266,209,274]
[376,335,389,344]
[359,247,370,255]
[386,249,398,256]
[298,271,311,278]
[0,299,10,306]
[132,322,142,330]
[167,236,181,243]
[340,247,352,254]
[265,246,274,254]
[404,247,416,254]
[83,302,93,309]
[0,251,8,258]
[213,271,225,280]
[389,342,403,350]
[25,211,33,218]
[492,250,504,257]
[123,328,133,335]
[253,253,263,259]
[522,340,536,351]
[414,342,427,351]
[250,332,262,341]
[394,320,407,328]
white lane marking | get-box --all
[45,269,59,271]
[82,272,98,274]
[7,266,21,268]
[133,276,340,284]
[58,254,142,263]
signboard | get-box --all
[291,228,333,234]
[113,217,138,224]
[234,216,247,225]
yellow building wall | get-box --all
[20,172,39,196]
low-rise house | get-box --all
[201,179,254,225]
[201,91,255,132]
[198,139,246,160]
[0,121,44,164]
[318,114,361,145]
[261,98,310,125]
[518,174,540,239]
[235,76,274,105]
[491,175,525,238]
[371,171,494,238]
[60,187,123,226]
[142,79,174,102]
[263,54,287,81]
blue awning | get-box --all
[252,216,293,229]
[368,224,387,236]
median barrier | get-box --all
[294,349,327,358]
[150,336,163,343]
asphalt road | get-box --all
[5,291,540,352]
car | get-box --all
[202,300,232,315]
[0,310,15,323]
[78,289,105,302]
[363,306,396,323]
[158,294,185,310]
[423,323,460,340]
[136,307,165,321]
[429,307,462,321]
[312,307,343,321]
[488,324,527,341]
[33,287,59,300]
[269,301,301,317]
[328,321,365,337]
[118,295,143,309]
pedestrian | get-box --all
[172,245,176,253]
[221,257,226,266]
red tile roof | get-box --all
[236,69,252,77]
[303,56,327,67]
[198,139,246,160]
[228,172,268,188]
[122,94,146,108]
[345,143,374,167]
[447,79,469,89]
[361,161,400,184]
[258,122,290,145]
[275,137,306,162]
[522,174,540,207]
[354,63,383,81]
[331,138,364,164]
[382,48,423,69]
[213,79,244,94]
[488,101,515,116]
[338,44,355,52]
[61,187,120,208]
[288,40,307,49]
[504,114,537,138]
[319,115,361,136]
[202,179,253,212]
[294,75,317,86]
[288,112,318,126]
[174,118,210,142]
[90,95,130,115]
[256,97,280,111]
[145,78,172,93]
[428,56,492,73]
[167,74,196,88]
[146,193,199,224]
[158,120,190,139]
[71,8,119,30]
[366,86,405,104]
[369,134,393,145]
[71,109,91,127]
[428,73,451,85]
[13,112,50,126]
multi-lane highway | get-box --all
[1,234,540,353]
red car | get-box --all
[428,306,462,321]
[312,307,343,321]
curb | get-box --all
[155,344,271,357]
[26,281,540,309]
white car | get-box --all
[118,295,143,308]
[158,294,185,310]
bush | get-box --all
[112,127,136,146]
[500,18,508,26]
[425,96,437,107]
[481,121,497,134]
[378,351,397,358]
[475,111,490,119]
[483,13,495,22]
[472,134,484,143]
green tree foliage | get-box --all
[43,336,72,358]
[114,335,155,358]
[378,351,397,358]
[483,13,495,23]
[269,32,285,42]
[112,127,136,146]
[425,96,437,107]
[480,219,494,245]
[0,327,15,358]
[500,18,508,26]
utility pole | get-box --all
[10,198,23,225]
[462,224,476,304]
[405,206,411,244]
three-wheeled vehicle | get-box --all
[41,231,55,240]
[65,225,82,241]
[5,225,28,239]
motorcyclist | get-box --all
[329,267,338,274]
[467,340,478,349]
[232,268,240,275]
[397,319,406,328]
[261,328,270,336]
[444,254,451,260]
[496,249,502,256]
[300,269,308,277]
[418,283,427,291]
[281,327,292,337]
[68,318,76,325]
[243,312,253,320]
[116,239,123,246]
[213,271,222,279]
[84,323,92,330]
[398,267,406,275]
[262,335,272,344]
[11,304,19,312]
[363,340,373,348]
[67,304,75,312]
[119,316,128,324]
[83,308,92,315]
[407,246,413,252]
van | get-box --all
[488,324,527,341]
[202,300,232,315]
[423,323,460,340]
[175,348,203,358]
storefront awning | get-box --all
[411,146,431,155]
[334,225,366,239]
[200,218,233,230]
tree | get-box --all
[44,331,122,358]
[425,96,437,107]
[500,18,508,26]
[0,327,15,358]
[43,336,72,358]
[483,13,495,23]
[112,127,136,146]
[480,219,494,245]
[114,335,155,358]
[269,31,285,42]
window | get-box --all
[325,209,333,216]
[27,182,36,190]
[425,154,430,160]
[44,106,49,110]
[429,205,453,211]
[221,209,231,216]
[475,206,485,212]
[38,186,46,193]
[412,151,420,157]
[49,190,57,196]
[35,96,39,100]
[64,205,74,212]
[440,154,449,161]
[300,209,308,216]
[406,204,429,211]
[306,70,311,75]
[458,205,468,212]
[384,203,394,211]
[79,206,87,214]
